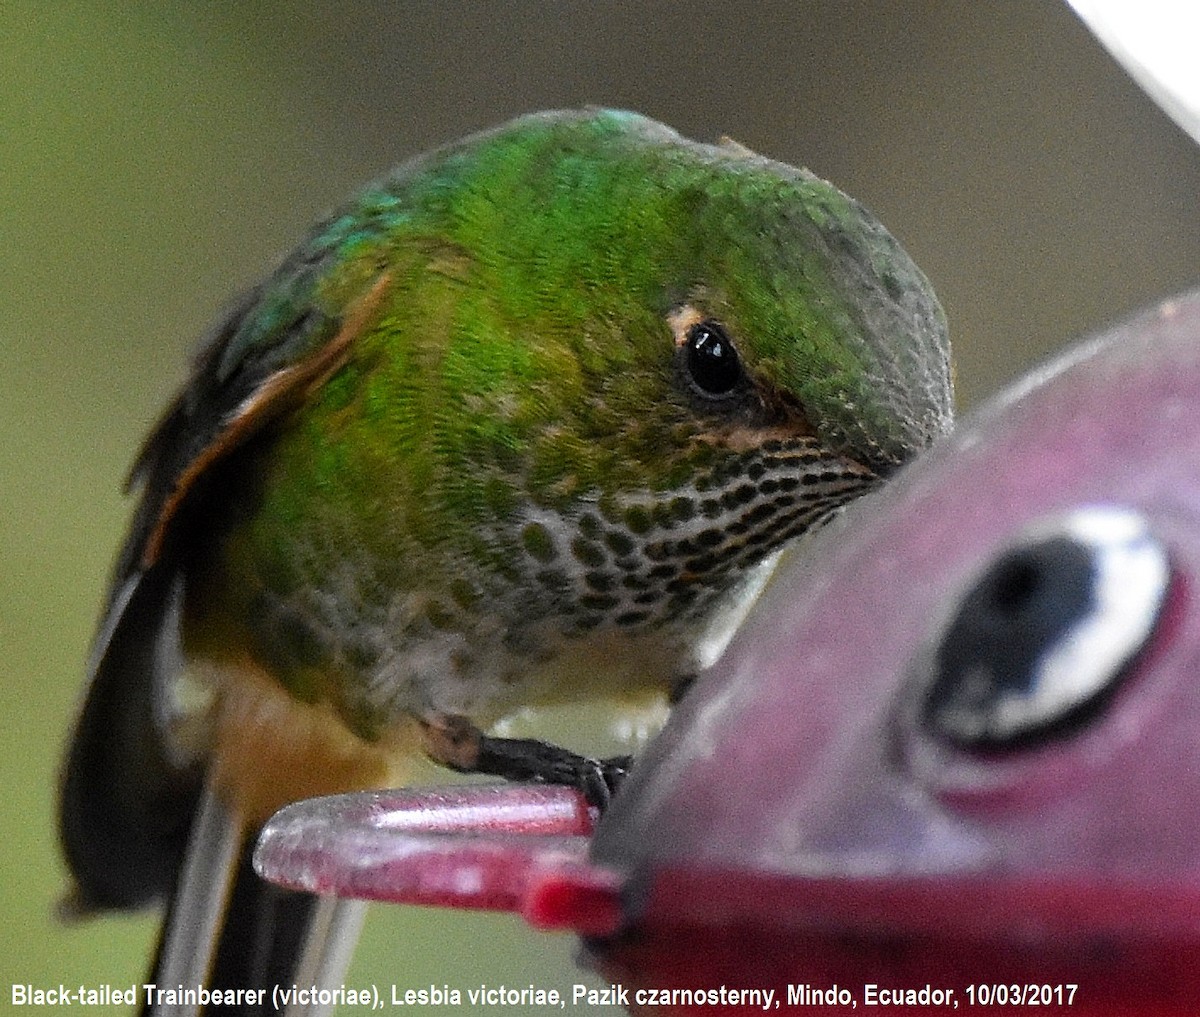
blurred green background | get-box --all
[4,1,1199,1011]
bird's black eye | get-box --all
[684,321,743,397]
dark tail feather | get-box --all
[59,567,201,912]
[142,778,366,1016]
[209,856,320,1009]
[142,848,321,1016]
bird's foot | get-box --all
[421,715,630,810]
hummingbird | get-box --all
[59,108,952,1012]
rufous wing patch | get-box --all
[140,271,393,569]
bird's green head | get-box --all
[379,108,952,507]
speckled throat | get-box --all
[512,435,876,639]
